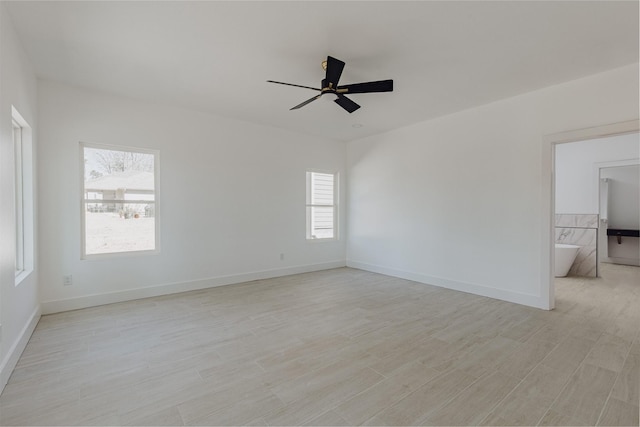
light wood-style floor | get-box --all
[1,264,639,426]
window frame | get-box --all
[80,141,161,260]
[12,106,34,285]
[306,170,338,241]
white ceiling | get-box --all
[5,1,639,142]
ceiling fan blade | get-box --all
[325,56,345,89]
[267,80,321,91]
[337,79,393,94]
[290,94,322,110]
[334,94,360,113]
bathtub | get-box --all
[555,244,580,277]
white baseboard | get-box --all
[41,260,346,314]
[347,260,548,309]
[0,305,41,394]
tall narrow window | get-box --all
[306,171,337,240]
[81,143,159,258]
[13,119,24,273]
[12,106,33,285]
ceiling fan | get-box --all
[267,56,393,113]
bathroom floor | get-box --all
[1,265,638,426]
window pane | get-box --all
[311,172,334,205]
[309,206,334,239]
[13,121,24,272]
[85,203,155,255]
[83,145,157,256]
[84,147,154,179]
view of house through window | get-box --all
[306,171,337,239]
[82,143,158,257]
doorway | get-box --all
[544,120,639,309]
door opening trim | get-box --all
[542,120,639,310]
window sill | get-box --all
[306,237,339,243]
[82,248,160,261]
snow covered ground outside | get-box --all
[85,212,155,255]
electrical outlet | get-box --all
[280,253,285,261]
[63,275,73,286]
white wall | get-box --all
[38,81,346,313]
[602,164,640,264]
[555,133,639,214]
[0,4,41,391]
[601,164,639,230]
[347,63,639,309]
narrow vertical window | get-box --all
[306,171,337,240]
[81,143,159,258]
[13,119,24,273]
[12,106,33,285]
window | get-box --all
[306,171,337,240]
[13,120,24,273]
[12,106,34,284]
[81,143,159,258]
